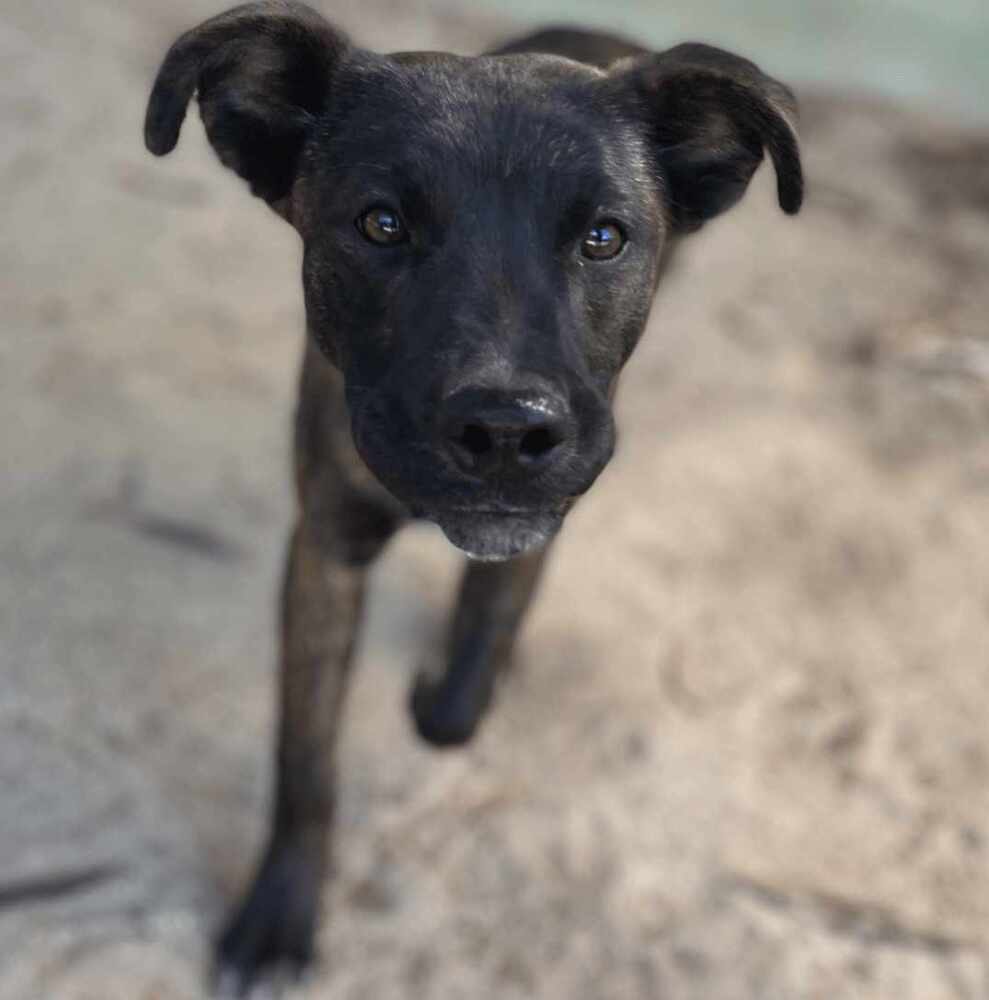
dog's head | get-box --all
[146,2,802,560]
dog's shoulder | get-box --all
[487,26,649,69]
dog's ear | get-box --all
[611,44,803,233]
[144,2,348,215]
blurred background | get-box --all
[1,1,987,998]
[477,0,989,125]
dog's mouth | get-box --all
[427,506,565,561]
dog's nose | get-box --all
[440,387,572,476]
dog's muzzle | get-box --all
[432,506,565,561]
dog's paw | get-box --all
[213,845,322,998]
[410,670,490,748]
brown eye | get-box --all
[581,221,626,260]
[357,206,407,246]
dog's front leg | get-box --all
[215,513,388,995]
[411,548,549,747]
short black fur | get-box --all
[144,5,803,994]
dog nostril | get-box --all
[459,424,493,456]
[519,426,559,458]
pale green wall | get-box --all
[470,0,989,124]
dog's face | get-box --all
[298,54,664,558]
[146,3,802,560]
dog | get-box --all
[144,2,802,992]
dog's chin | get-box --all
[430,508,563,562]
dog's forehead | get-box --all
[327,51,632,177]
[374,49,604,110]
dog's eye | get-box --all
[357,206,407,246]
[581,221,626,261]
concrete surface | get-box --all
[1,1,988,998]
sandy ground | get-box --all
[2,1,988,998]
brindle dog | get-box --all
[144,3,803,992]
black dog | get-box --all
[145,2,802,992]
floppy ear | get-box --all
[144,2,348,214]
[613,43,803,233]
